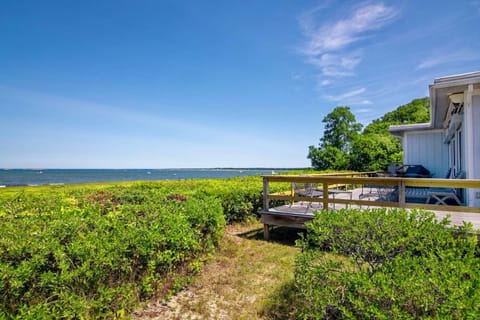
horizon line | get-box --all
[1,167,310,170]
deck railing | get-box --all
[263,174,480,213]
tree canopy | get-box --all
[308,97,430,171]
[308,106,362,170]
[364,97,430,135]
[321,106,362,150]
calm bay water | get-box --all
[0,168,286,187]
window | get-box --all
[451,138,456,175]
[457,129,462,171]
[448,127,463,176]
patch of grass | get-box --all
[134,221,301,319]
[260,280,298,320]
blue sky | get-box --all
[1,0,479,168]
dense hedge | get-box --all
[95,176,287,223]
[0,176,284,319]
[124,178,268,223]
[295,208,480,319]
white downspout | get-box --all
[465,84,475,206]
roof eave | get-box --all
[389,71,480,137]
[388,123,433,137]
[433,71,480,87]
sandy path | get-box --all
[131,222,300,320]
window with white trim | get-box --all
[448,126,463,177]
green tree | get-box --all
[307,98,429,171]
[362,119,390,135]
[349,134,402,171]
[354,98,429,171]
[307,145,348,171]
[308,106,362,170]
[321,106,363,150]
[364,97,430,135]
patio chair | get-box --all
[291,182,322,211]
[425,170,465,205]
[359,185,396,208]
[390,169,464,205]
[359,173,396,208]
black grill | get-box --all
[395,165,431,178]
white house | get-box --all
[389,71,480,207]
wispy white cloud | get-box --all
[300,3,397,55]
[356,108,373,113]
[325,88,366,101]
[299,2,397,80]
[416,58,441,70]
[319,79,331,86]
[417,50,480,69]
[291,73,302,81]
[0,85,244,142]
[324,88,374,106]
[307,51,362,77]
[0,85,306,168]
[357,100,373,105]
[0,84,184,131]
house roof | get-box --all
[389,123,432,135]
[389,71,480,137]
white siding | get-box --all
[404,131,448,178]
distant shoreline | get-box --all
[0,168,302,188]
[1,167,307,171]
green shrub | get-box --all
[295,208,480,319]
[0,175,290,318]
[111,176,287,223]
[0,191,225,319]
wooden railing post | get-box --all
[263,177,269,211]
[290,182,295,206]
[398,180,406,208]
[323,183,329,211]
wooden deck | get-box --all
[260,174,480,239]
[261,188,480,229]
